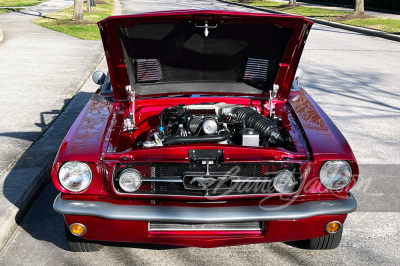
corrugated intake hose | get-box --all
[162,131,230,146]
[232,107,285,145]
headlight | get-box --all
[59,162,92,192]
[273,170,297,193]
[319,161,352,190]
[118,169,142,192]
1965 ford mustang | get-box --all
[52,10,358,252]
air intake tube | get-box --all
[162,131,230,146]
[231,107,285,146]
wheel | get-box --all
[286,228,343,250]
[64,224,103,252]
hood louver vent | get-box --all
[244,58,268,82]
[136,59,162,83]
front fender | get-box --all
[289,89,356,162]
[288,89,359,193]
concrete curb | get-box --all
[217,0,400,42]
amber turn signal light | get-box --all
[325,221,342,234]
[70,223,87,236]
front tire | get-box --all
[64,224,103,252]
[286,228,343,250]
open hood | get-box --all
[98,10,313,100]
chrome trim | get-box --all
[231,176,272,183]
[69,223,87,236]
[185,201,228,204]
[54,193,357,223]
[59,161,93,192]
[148,221,262,231]
[144,177,182,182]
[118,169,142,192]
[325,221,342,234]
[110,191,297,198]
[128,176,273,183]
[319,161,353,190]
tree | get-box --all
[289,0,297,5]
[354,0,365,15]
[73,0,83,21]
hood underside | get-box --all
[98,10,313,100]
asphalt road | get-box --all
[1,0,400,265]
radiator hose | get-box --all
[232,107,285,146]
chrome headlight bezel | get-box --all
[58,161,92,192]
[319,161,353,190]
[272,169,298,194]
[118,169,143,192]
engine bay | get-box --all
[136,103,293,149]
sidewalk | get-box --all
[269,0,400,19]
[0,0,105,251]
[0,0,103,176]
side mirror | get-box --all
[292,68,304,92]
[295,68,304,83]
[92,71,106,85]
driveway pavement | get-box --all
[0,0,103,177]
[120,0,262,14]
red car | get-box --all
[52,10,358,252]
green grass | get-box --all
[0,0,48,7]
[270,6,349,20]
[0,7,21,14]
[343,18,400,34]
[229,0,400,34]
[236,1,351,20]
[0,8,13,14]
[34,0,114,40]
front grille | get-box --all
[114,162,298,178]
[112,162,301,197]
[149,222,263,231]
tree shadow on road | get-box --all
[15,183,184,251]
[13,9,57,20]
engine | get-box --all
[142,103,290,148]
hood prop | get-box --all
[123,85,135,132]
[269,84,279,118]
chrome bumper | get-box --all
[53,193,357,223]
